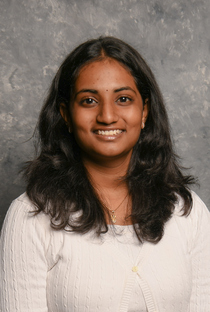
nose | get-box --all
[96,101,119,125]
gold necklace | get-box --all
[103,193,129,224]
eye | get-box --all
[117,96,132,104]
[81,98,97,105]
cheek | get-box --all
[70,109,90,132]
[126,108,143,129]
[127,112,143,144]
[70,113,94,150]
[71,123,88,143]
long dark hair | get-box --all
[24,36,195,242]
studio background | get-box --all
[0,0,209,229]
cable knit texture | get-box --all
[0,191,210,312]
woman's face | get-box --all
[60,58,149,163]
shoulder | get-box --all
[1,193,65,268]
[11,192,37,208]
[1,193,52,242]
[188,191,210,234]
[2,193,35,227]
[6,192,37,215]
[174,190,209,220]
[190,190,209,214]
[171,191,210,249]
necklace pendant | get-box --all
[110,211,117,223]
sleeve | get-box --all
[0,195,50,312]
[189,192,210,311]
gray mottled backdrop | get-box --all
[0,0,209,229]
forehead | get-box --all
[75,58,137,89]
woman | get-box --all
[0,36,210,312]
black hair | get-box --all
[24,36,195,243]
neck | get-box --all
[82,154,131,191]
[82,153,133,225]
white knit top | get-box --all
[0,191,210,312]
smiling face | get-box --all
[60,58,149,164]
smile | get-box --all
[96,130,123,136]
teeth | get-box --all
[97,129,123,135]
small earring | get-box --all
[142,122,145,129]
[66,123,72,133]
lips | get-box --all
[95,129,123,136]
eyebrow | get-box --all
[114,86,137,94]
[74,89,98,98]
[75,86,137,98]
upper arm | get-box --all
[0,196,49,312]
[189,193,210,311]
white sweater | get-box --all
[0,191,210,312]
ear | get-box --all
[141,98,150,129]
[59,103,70,124]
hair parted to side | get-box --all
[24,36,195,243]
